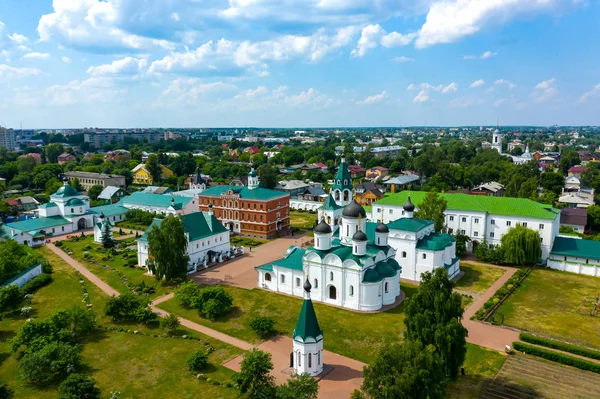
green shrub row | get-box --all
[21,273,52,294]
[520,333,600,361]
[473,268,529,320]
[513,342,600,374]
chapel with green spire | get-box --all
[292,279,324,376]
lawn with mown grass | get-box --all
[497,268,600,349]
[230,236,267,248]
[116,220,151,232]
[454,262,507,295]
[1,247,242,399]
[57,235,177,298]
[159,283,419,364]
[290,211,317,230]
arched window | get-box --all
[297,351,301,367]
[71,208,74,213]
[318,351,321,365]
[314,279,318,288]
[316,238,320,247]
[79,207,83,213]
[344,191,349,201]
[346,225,349,236]
[308,353,312,368]
[327,216,331,224]
[402,251,407,258]
[335,191,340,200]
[329,272,333,281]
[337,180,341,185]
[344,179,347,185]
[422,253,427,260]
[377,237,380,245]
[265,273,272,282]
[329,285,337,300]
[281,274,285,284]
[349,285,354,296]
[384,282,389,293]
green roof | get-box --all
[66,198,85,206]
[331,160,353,192]
[293,293,323,341]
[374,191,560,220]
[38,202,57,209]
[199,185,288,201]
[362,260,401,283]
[322,193,342,210]
[256,246,306,272]
[89,203,128,217]
[53,184,80,198]
[387,217,433,232]
[4,215,71,233]
[138,211,227,243]
[417,232,455,251]
[550,237,600,261]
[123,192,193,209]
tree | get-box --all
[104,292,157,324]
[174,280,201,308]
[146,154,162,184]
[87,185,103,201]
[540,172,565,196]
[277,374,319,399]
[45,178,63,195]
[454,233,471,258]
[558,150,581,175]
[500,224,541,265]
[146,215,189,281]
[258,164,278,189]
[0,381,13,399]
[71,178,83,192]
[0,285,24,312]
[59,373,100,399]
[101,221,114,249]
[19,341,81,382]
[414,191,447,232]
[194,286,233,320]
[65,305,96,338]
[355,341,445,399]
[404,268,467,381]
[160,313,180,335]
[249,316,276,338]
[233,349,276,398]
[187,349,209,371]
[517,176,538,199]
[45,143,64,164]
[588,205,600,232]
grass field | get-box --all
[58,235,177,298]
[290,211,317,230]
[497,268,600,349]
[455,262,507,295]
[0,248,241,399]
[116,221,150,232]
[230,236,267,248]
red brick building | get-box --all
[197,169,290,239]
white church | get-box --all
[491,126,534,165]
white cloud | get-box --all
[413,90,429,103]
[0,64,41,78]
[394,56,414,63]
[160,78,238,105]
[532,78,558,102]
[357,90,388,105]
[441,82,458,94]
[87,56,147,76]
[464,51,497,60]
[381,32,418,48]
[8,33,28,45]
[579,84,600,103]
[45,77,124,106]
[495,79,517,89]
[470,79,485,88]
[351,24,416,57]
[494,98,507,107]
[22,52,50,59]
[484,87,495,94]
[463,55,477,60]
[409,81,457,103]
[224,85,333,111]
[407,83,417,90]
[415,0,576,48]
[61,56,72,63]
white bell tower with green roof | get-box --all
[292,279,324,376]
[330,158,353,206]
[248,168,259,190]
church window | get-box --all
[71,208,74,213]
[539,224,544,230]
[346,225,349,236]
[506,221,511,227]
[337,180,341,185]
[327,216,331,224]
[79,207,83,213]
[296,278,301,287]
[377,237,380,245]
[402,251,407,258]
[448,228,453,234]
[474,232,478,237]
[349,285,354,296]
[422,253,427,259]
[474,219,479,224]
[281,275,285,284]
[318,352,321,365]
[308,353,312,368]
[523,222,528,227]
[316,238,320,247]
[62,226,64,231]
[491,219,495,225]
[490,232,495,238]
[329,272,333,281]
[384,282,389,293]
[329,286,337,300]
[389,209,393,214]
[297,351,301,367]
[449,216,454,221]
[314,279,318,288]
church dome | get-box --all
[342,200,367,218]
[303,278,312,292]
[249,168,257,177]
[54,184,79,198]
[66,198,85,206]
[314,220,332,234]
[352,230,367,242]
[403,195,415,212]
[375,222,389,233]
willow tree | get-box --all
[500,224,542,265]
[147,215,189,281]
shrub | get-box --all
[473,268,530,320]
[126,258,138,268]
[196,287,233,320]
[104,292,156,324]
[19,341,82,382]
[55,241,63,248]
[187,349,209,371]
[0,285,24,312]
[519,333,600,361]
[174,280,201,308]
[59,373,100,399]
[160,314,180,336]
[249,316,275,338]
[21,273,52,294]
[513,342,600,374]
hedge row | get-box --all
[520,333,600,361]
[21,273,52,295]
[472,268,529,320]
[513,342,600,374]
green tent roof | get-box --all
[256,246,306,272]
[331,160,353,192]
[375,191,560,220]
[199,185,288,201]
[322,193,343,210]
[53,184,80,198]
[417,232,455,251]
[293,293,323,342]
[550,237,600,261]
[387,217,433,232]
[138,211,227,243]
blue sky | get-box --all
[0,0,598,128]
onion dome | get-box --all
[342,200,367,218]
[249,168,258,177]
[403,195,415,212]
[352,230,367,242]
[314,220,332,234]
[303,278,312,292]
[375,222,389,233]
[99,211,105,219]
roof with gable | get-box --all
[123,192,192,209]
[375,191,560,220]
[322,193,343,210]
[568,166,588,173]
[560,208,587,226]
[331,160,353,192]
[199,185,288,201]
[388,217,433,232]
[98,186,125,200]
[138,211,227,243]
[292,290,323,342]
[417,232,455,251]
[89,203,128,217]
[256,246,306,272]
[4,215,71,234]
[551,237,600,260]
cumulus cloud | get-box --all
[470,79,485,88]
[394,56,414,63]
[413,90,429,103]
[441,82,458,93]
[22,52,50,59]
[224,85,333,111]
[61,56,72,63]
[495,79,517,89]
[0,64,41,78]
[579,83,600,103]
[8,33,28,45]
[494,98,507,107]
[351,24,417,57]
[357,90,388,105]
[532,78,558,102]
[45,77,125,106]
[87,56,147,76]
[408,82,457,103]
[160,78,238,104]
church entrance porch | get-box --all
[77,218,87,230]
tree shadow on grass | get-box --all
[214,306,244,323]
[0,352,11,366]
[0,329,17,343]
[456,269,483,290]
[481,377,544,398]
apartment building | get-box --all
[65,171,126,190]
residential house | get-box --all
[347,164,366,178]
[471,182,505,197]
[131,163,173,185]
[355,182,384,206]
[141,186,173,195]
[19,196,39,212]
[370,145,404,158]
[297,186,327,202]
[565,176,581,192]
[366,166,389,180]
[568,166,588,178]
[559,189,595,208]
[98,186,128,204]
[383,174,420,193]
[560,208,587,234]
[18,153,42,164]
[230,175,249,187]
[103,150,131,162]
[57,152,76,164]
[275,180,310,197]
[507,139,525,152]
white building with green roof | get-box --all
[373,191,561,260]
[548,237,600,276]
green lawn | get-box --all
[58,235,177,298]
[455,262,506,295]
[115,221,150,232]
[497,268,600,349]
[0,247,241,399]
[230,236,267,248]
[159,283,419,364]
[290,211,317,230]
[446,344,507,399]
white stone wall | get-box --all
[293,339,324,377]
[3,264,43,288]
[290,199,322,212]
[547,256,600,276]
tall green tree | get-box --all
[233,349,276,399]
[147,215,189,281]
[588,205,600,231]
[45,143,64,164]
[277,374,319,399]
[500,224,541,265]
[101,221,114,249]
[87,185,103,201]
[354,341,445,399]
[404,268,467,381]
[258,164,278,189]
[71,178,83,192]
[414,191,447,232]
[146,154,162,184]
[540,172,565,195]
[558,150,581,175]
